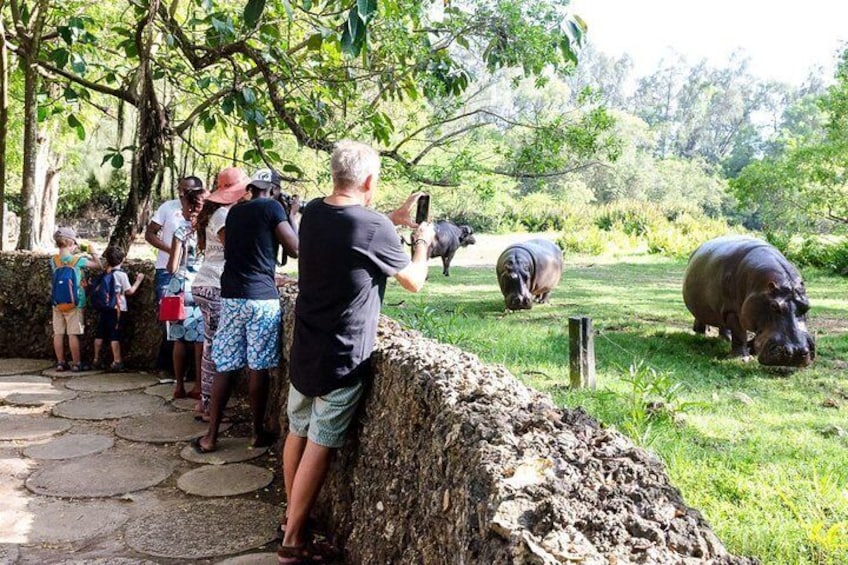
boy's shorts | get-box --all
[95,309,123,342]
[287,381,365,448]
[52,307,84,336]
[211,298,280,372]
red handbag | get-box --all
[158,295,186,322]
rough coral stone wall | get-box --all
[275,288,756,564]
[0,252,159,368]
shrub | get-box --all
[559,225,608,255]
[785,235,848,274]
[595,200,666,236]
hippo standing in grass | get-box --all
[429,221,476,276]
[496,238,563,310]
[683,235,815,367]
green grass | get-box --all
[382,253,848,564]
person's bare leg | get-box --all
[110,341,122,364]
[53,334,65,365]
[68,335,81,365]
[189,342,203,396]
[282,432,308,529]
[173,340,186,396]
[282,440,333,549]
[247,368,272,446]
[93,338,104,366]
[196,370,234,451]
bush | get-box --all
[559,226,608,255]
[595,200,666,236]
[647,215,736,259]
[784,235,848,274]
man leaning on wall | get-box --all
[277,140,435,563]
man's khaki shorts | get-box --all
[52,307,84,336]
[287,381,365,448]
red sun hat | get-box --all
[207,167,250,204]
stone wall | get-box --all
[0,252,159,367]
[0,252,755,562]
[274,288,756,564]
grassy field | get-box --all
[382,249,848,564]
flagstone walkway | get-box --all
[0,358,286,564]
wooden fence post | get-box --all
[569,316,596,389]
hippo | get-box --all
[496,238,563,310]
[682,235,815,367]
[427,221,476,276]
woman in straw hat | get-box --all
[190,167,251,421]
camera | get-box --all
[276,191,295,214]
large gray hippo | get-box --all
[682,235,815,366]
[496,239,563,310]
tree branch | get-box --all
[487,160,607,179]
[411,122,489,165]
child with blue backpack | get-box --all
[50,226,100,372]
[91,246,144,372]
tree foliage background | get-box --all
[1,0,846,269]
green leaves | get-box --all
[243,0,266,30]
[340,1,377,57]
[357,0,377,21]
[67,114,86,140]
[100,146,133,169]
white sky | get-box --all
[568,0,848,85]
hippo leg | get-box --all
[442,251,455,277]
[693,321,707,334]
[747,336,757,354]
[724,314,751,359]
[535,292,551,304]
[719,327,732,341]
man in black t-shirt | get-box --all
[278,141,434,560]
[194,169,298,454]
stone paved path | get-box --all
[0,358,285,564]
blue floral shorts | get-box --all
[211,298,281,372]
[164,275,204,343]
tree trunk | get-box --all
[109,0,165,252]
[0,6,9,251]
[17,46,41,249]
[13,0,47,250]
[38,166,59,245]
[32,129,51,245]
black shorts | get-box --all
[95,308,123,342]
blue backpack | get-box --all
[89,269,120,311]
[51,255,83,312]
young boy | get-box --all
[92,246,144,372]
[50,227,99,372]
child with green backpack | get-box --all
[50,226,100,372]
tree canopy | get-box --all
[3,0,622,249]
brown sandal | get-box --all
[276,544,324,564]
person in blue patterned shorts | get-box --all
[193,168,298,454]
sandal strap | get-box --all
[276,544,323,563]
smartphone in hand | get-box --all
[415,194,430,224]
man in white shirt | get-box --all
[144,176,205,374]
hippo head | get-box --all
[743,280,815,367]
[499,249,534,310]
[459,225,476,247]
